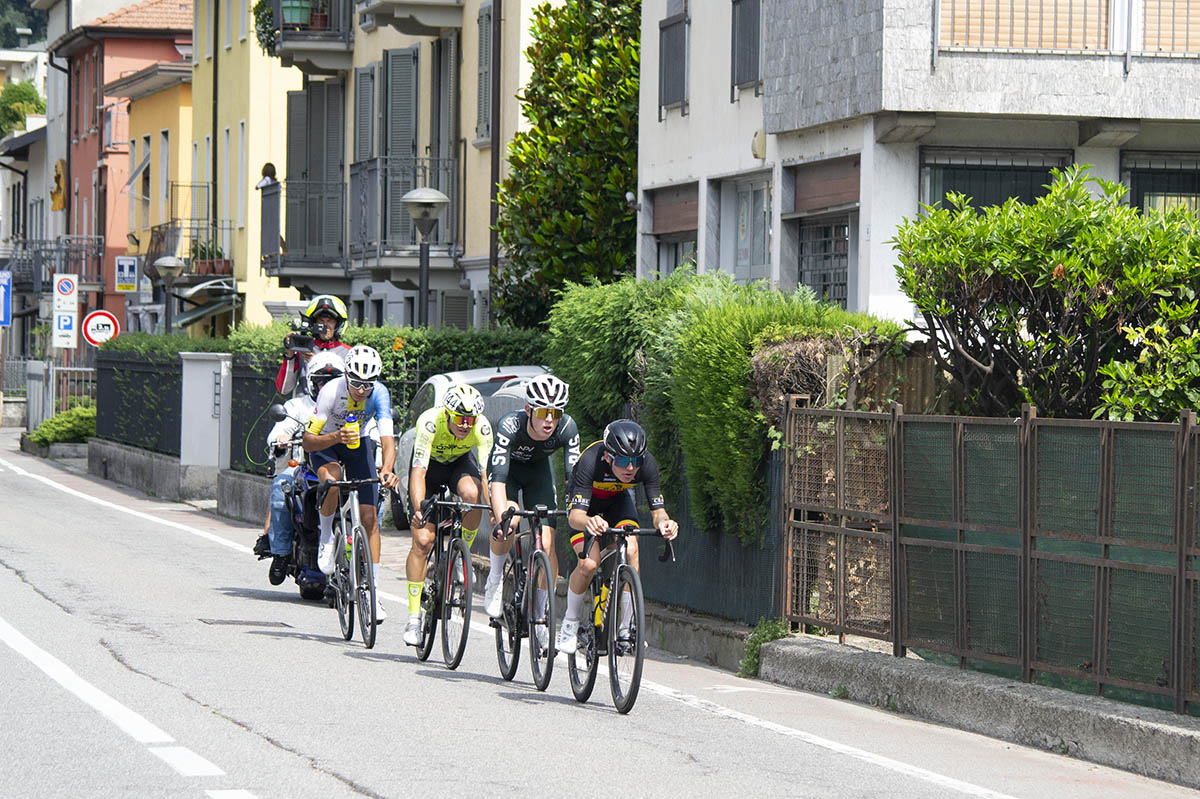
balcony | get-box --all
[272,0,354,74]
[9,236,105,293]
[260,179,348,293]
[144,219,236,284]
[357,0,462,36]
[348,156,457,273]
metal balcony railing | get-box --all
[272,0,353,45]
[9,236,105,291]
[348,156,457,262]
[259,179,345,275]
[145,218,236,278]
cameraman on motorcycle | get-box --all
[275,295,352,397]
[257,352,345,584]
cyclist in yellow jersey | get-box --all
[404,383,494,645]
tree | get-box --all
[494,0,640,328]
[0,0,47,49]
[0,81,45,139]
[892,166,1200,419]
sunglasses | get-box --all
[346,377,373,391]
[448,412,477,427]
[610,453,644,469]
[530,407,563,421]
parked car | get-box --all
[390,365,548,528]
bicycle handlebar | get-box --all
[607,525,677,563]
[324,477,382,489]
[419,496,491,517]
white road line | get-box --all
[148,746,225,777]
[206,791,261,799]
[0,614,174,744]
[0,456,246,553]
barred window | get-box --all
[799,216,849,309]
[1123,152,1200,214]
[922,148,1072,209]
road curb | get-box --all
[759,635,1200,789]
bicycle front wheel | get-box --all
[494,554,521,681]
[527,550,556,691]
[608,565,646,714]
[416,547,438,662]
[334,524,354,641]
[440,537,473,669]
[354,526,377,649]
[568,584,598,703]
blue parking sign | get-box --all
[56,313,74,331]
[0,270,10,327]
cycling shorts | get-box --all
[569,489,639,552]
[421,450,482,496]
[501,458,557,514]
[310,439,378,506]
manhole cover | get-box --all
[198,619,292,628]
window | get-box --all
[194,0,201,64]
[735,181,770,282]
[205,135,212,185]
[238,121,246,227]
[192,142,199,191]
[240,0,247,40]
[353,300,365,325]
[476,2,493,141]
[731,0,760,96]
[73,64,80,136]
[92,53,101,130]
[128,139,137,230]
[372,299,384,326]
[225,0,232,48]
[656,235,696,276]
[939,0,1108,50]
[354,66,375,162]
[159,130,170,224]
[206,0,213,58]
[1124,152,1200,214]
[658,4,689,119]
[223,127,231,236]
[799,216,849,308]
[141,134,152,229]
[922,148,1071,210]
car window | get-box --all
[405,383,436,429]
[473,380,507,399]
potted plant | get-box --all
[253,0,280,54]
[190,239,232,276]
[278,0,312,27]
[309,0,329,30]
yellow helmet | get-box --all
[303,295,348,336]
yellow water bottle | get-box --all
[344,413,360,449]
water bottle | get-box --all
[344,413,360,449]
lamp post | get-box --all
[154,255,185,334]
[400,187,450,327]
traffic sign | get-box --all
[82,309,121,346]
[115,256,138,292]
[0,270,10,327]
[53,273,78,313]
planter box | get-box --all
[280,0,311,25]
[89,437,216,501]
[218,469,271,525]
[2,397,25,427]
[20,433,88,459]
[194,258,232,275]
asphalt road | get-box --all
[0,431,1192,799]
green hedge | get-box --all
[548,270,901,545]
[30,404,96,446]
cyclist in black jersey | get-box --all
[484,375,581,619]
[555,419,679,655]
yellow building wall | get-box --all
[192,0,302,326]
[125,82,193,251]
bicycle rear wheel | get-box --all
[416,547,438,662]
[568,584,599,703]
[354,526,377,649]
[527,550,556,691]
[608,565,646,714]
[334,523,354,641]
[441,537,473,669]
[494,553,522,681]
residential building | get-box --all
[0,29,49,97]
[637,0,1200,321]
[262,0,562,328]
[46,0,192,334]
[0,120,49,357]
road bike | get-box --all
[415,491,490,668]
[491,504,567,691]
[568,526,675,714]
[325,474,382,649]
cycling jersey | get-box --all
[411,406,493,470]
[306,377,394,439]
[489,410,581,485]
[567,440,665,513]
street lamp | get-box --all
[154,255,185,334]
[400,187,449,327]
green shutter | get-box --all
[384,45,419,246]
[354,66,374,163]
[476,2,491,140]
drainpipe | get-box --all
[488,0,501,322]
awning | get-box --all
[173,297,234,328]
[124,149,151,191]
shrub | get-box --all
[30,404,96,447]
[101,332,231,354]
[892,165,1200,418]
[738,617,791,677]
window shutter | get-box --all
[476,3,492,140]
[354,67,374,163]
[323,79,345,255]
[440,291,472,330]
[385,45,419,246]
[731,0,760,89]
[285,90,307,181]
[658,14,688,115]
[440,31,458,159]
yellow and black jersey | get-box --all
[566,441,665,512]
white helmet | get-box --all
[525,374,569,410]
[306,351,344,399]
[344,345,383,382]
[443,383,485,416]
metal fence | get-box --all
[783,398,1200,714]
[229,355,285,475]
[95,352,182,455]
[3,357,29,396]
[23,361,97,431]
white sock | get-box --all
[536,587,548,617]
[565,587,584,624]
[619,592,633,633]
[318,511,334,544]
[372,561,381,585]
[488,550,506,586]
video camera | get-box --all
[284,317,331,353]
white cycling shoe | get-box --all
[403,615,423,646]
[556,618,579,655]
[484,581,503,618]
[316,537,336,575]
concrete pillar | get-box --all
[178,352,232,470]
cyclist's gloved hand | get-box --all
[491,521,508,541]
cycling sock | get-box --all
[536,588,548,617]
[462,525,478,549]
[488,550,506,585]
[407,581,422,615]
[318,510,334,544]
[565,587,585,623]
[619,592,633,634]
[372,562,381,586]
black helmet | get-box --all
[603,419,647,459]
